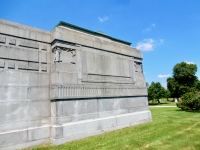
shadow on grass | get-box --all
[148,102,170,106]
[175,108,200,113]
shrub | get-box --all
[176,91,200,111]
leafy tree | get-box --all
[167,62,198,98]
[164,89,171,101]
[177,90,200,111]
[173,62,197,85]
[167,77,179,98]
[148,82,165,104]
[194,79,200,91]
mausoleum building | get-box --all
[0,19,152,149]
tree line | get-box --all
[147,62,200,111]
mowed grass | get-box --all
[29,108,200,150]
[149,99,176,106]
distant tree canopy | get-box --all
[167,62,200,98]
[164,89,171,101]
[148,82,165,104]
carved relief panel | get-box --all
[80,51,135,84]
[53,46,76,64]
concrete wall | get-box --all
[50,25,151,145]
[0,19,152,150]
[0,20,52,150]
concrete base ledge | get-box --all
[0,111,152,149]
[0,138,49,150]
[0,126,50,149]
[51,110,152,145]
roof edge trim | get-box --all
[55,21,132,46]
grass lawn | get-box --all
[28,108,200,150]
[149,102,176,106]
[148,99,176,106]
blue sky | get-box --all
[1,0,200,88]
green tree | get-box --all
[194,79,200,91]
[177,90,200,111]
[148,82,165,104]
[167,62,198,98]
[167,77,179,98]
[164,89,171,101]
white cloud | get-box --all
[143,28,151,32]
[143,23,156,32]
[158,74,171,78]
[136,38,154,51]
[185,61,194,64]
[98,16,109,22]
[135,38,164,51]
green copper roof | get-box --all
[55,21,131,46]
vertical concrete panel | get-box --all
[0,102,28,123]
[29,73,49,86]
[0,131,28,147]
[0,86,28,101]
[28,101,50,120]
[135,72,146,87]
[77,99,98,114]
[62,100,77,116]
[86,52,102,75]
[39,52,47,63]
[28,87,49,101]
[0,71,29,86]
[122,59,130,77]
[28,127,50,141]
[55,72,78,84]
[98,98,114,112]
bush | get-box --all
[176,91,200,111]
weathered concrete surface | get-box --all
[0,19,51,150]
[0,19,152,149]
[50,110,151,145]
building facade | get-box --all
[0,19,152,149]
